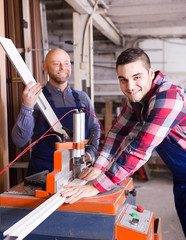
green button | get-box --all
[131,213,138,218]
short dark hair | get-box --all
[116,48,151,71]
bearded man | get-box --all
[12,48,100,176]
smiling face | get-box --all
[43,49,71,89]
[117,59,155,103]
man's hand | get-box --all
[84,152,92,163]
[61,182,100,204]
[22,81,42,108]
[78,167,101,181]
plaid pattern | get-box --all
[93,71,186,192]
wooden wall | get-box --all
[0,0,44,192]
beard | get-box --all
[48,71,70,85]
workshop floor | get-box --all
[133,167,185,240]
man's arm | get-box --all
[12,105,35,147]
[12,82,42,147]
[94,101,138,171]
[93,89,186,192]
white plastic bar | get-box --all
[0,37,67,137]
[80,110,85,142]
[73,110,81,158]
[4,178,86,240]
[80,110,85,156]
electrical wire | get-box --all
[83,108,104,141]
[0,108,104,175]
[0,134,57,176]
[0,109,75,176]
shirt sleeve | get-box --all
[93,89,186,192]
[11,104,36,147]
[94,101,138,170]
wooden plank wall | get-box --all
[0,0,45,191]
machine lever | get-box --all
[62,127,73,138]
[50,130,66,142]
[125,188,136,197]
[85,133,94,147]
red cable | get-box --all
[0,108,104,175]
[0,109,75,176]
[0,134,57,175]
[82,108,104,141]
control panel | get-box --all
[120,204,152,233]
[116,204,154,240]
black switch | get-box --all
[131,218,139,226]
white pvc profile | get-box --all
[80,110,85,142]
[4,178,86,240]
[73,110,81,158]
[80,110,85,156]
[0,37,67,137]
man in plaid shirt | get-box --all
[61,48,186,236]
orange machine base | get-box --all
[0,178,134,215]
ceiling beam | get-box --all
[110,13,186,25]
[65,0,123,46]
[120,26,186,38]
[107,3,186,17]
[116,19,186,30]
[106,0,186,7]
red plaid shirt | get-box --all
[93,71,186,192]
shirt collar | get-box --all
[46,82,71,94]
[145,71,165,101]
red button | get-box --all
[137,205,145,212]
